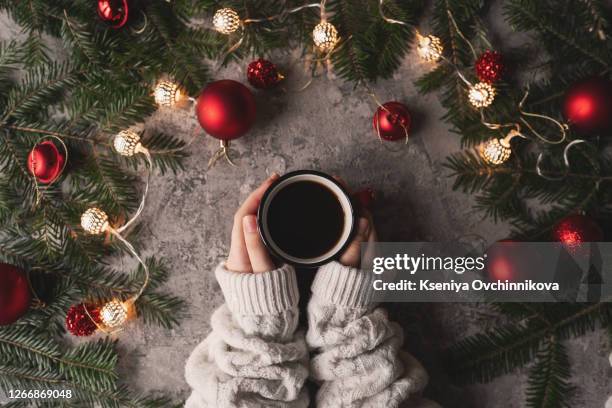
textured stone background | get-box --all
[1,1,611,407]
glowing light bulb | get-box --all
[113,130,144,157]
[154,80,182,107]
[81,208,110,235]
[99,299,129,329]
[213,8,240,34]
[469,82,496,108]
[313,21,339,52]
[416,33,443,62]
[480,129,521,165]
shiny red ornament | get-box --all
[475,50,505,83]
[372,102,412,142]
[563,77,612,134]
[27,140,65,184]
[552,214,603,245]
[97,0,129,28]
[247,59,283,89]
[66,303,100,337]
[196,80,257,141]
[0,263,31,325]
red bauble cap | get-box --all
[0,263,31,325]
[475,50,505,83]
[552,214,603,245]
[563,77,612,134]
[372,102,412,141]
[66,303,100,337]
[97,0,129,28]
[247,59,282,89]
[196,80,257,141]
[27,140,66,184]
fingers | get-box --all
[227,173,279,273]
[339,217,370,268]
[242,215,275,273]
[237,173,279,218]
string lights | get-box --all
[468,82,496,108]
[213,8,241,34]
[416,32,443,62]
[312,21,339,52]
[480,129,523,165]
[79,129,154,333]
[154,80,184,107]
[212,1,339,54]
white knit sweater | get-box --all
[185,262,440,408]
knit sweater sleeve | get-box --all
[185,263,309,408]
[306,261,437,408]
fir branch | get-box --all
[525,338,574,408]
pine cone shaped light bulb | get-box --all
[154,80,182,107]
[100,299,130,329]
[113,130,144,157]
[469,82,496,108]
[313,21,339,52]
[213,8,240,34]
[416,33,443,62]
[480,129,521,165]
[81,208,110,235]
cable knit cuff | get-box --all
[215,263,299,315]
[311,261,374,308]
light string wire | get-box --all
[220,1,324,60]
[378,1,473,87]
[115,148,151,234]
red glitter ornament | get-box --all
[475,50,505,83]
[27,140,66,184]
[97,0,129,29]
[0,263,31,325]
[372,102,412,142]
[66,303,100,337]
[247,59,283,89]
[552,214,603,246]
[563,77,612,135]
[196,80,257,141]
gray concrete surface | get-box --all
[1,3,611,407]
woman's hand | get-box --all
[333,177,378,268]
[226,174,279,274]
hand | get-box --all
[332,176,378,268]
[226,174,279,274]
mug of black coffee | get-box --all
[257,170,356,267]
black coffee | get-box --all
[267,180,345,259]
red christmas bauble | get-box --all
[372,102,412,141]
[552,214,603,245]
[97,0,129,28]
[247,59,282,89]
[27,140,65,184]
[0,263,31,325]
[66,303,100,337]
[475,50,505,83]
[196,80,257,141]
[563,77,612,134]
